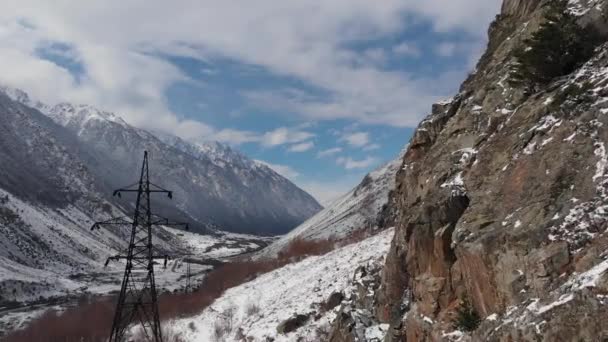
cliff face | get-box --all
[372,0,608,340]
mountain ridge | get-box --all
[0,85,322,235]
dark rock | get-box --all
[276,313,310,334]
[324,292,345,312]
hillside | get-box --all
[169,228,395,342]
[258,154,402,258]
[0,86,322,235]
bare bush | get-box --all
[2,295,115,342]
[245,302,261,316]
[278,238,335,261]
[212,316,232,342]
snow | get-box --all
[170,229,395,342]
[568,0,604,16]
[526,294,574,315]
[442,330,464,341]
[530,115,561,133]
[566,258,608,290]
[365,324,390,341]
[257,151,403,258]
[541,137,553,146]
[422,315,434,324]
[442,172,464,188]
[593,142,607,181]
[523,141,537,155]
[564,132,577,142]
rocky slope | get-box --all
[169,229,395,342]
[334,0,608,341]
[0,86,322,234]
[257,153,402,257]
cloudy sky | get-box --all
[0,0,502,205]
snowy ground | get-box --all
[168,228,395,342]
[258,155,402,259]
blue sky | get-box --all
[0,0,502,204]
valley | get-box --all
[0,227,274,335]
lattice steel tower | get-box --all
[92,151,187,342]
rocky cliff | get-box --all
[333,0,608,341]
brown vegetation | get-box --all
[2,296,115,342]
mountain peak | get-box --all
[48,102,129,129]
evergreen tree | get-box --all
[510,0,602,91]
[453,296,481,332]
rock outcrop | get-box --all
[335,0,608,340]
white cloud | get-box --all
[317,147,342,158]
[255,160,300,180]
[0,0,502,137]
[211,128,261,145]
[363,143,381,151]
[435,42,457,57]
[392,42,421,57]
[288,141,314,153]
[261,127,314,147]
[336,156,378,170]
[341,132,370,147]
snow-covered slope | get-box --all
[0,90,165,303]
[0,90,273,307]
[258,152,403,257]
[0,85,322,234]
[168,228,394,342]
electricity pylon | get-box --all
[91,151,187,342]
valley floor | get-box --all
[0,227,274,335]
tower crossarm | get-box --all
[150,214,189,230]
[91,216,133,231]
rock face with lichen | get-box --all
[329,0,608,341]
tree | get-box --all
[510,0,602,92]
[453,296,481,332]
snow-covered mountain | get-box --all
[0,90,172,303]
[0,86,322,235]
[258,151,403,257]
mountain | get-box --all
[258,152,403,257]
[0,89,282,326]
[0,87,322,235]
[0,90,172,303]
[341,0,608,340]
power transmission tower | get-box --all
[91,151,187,342]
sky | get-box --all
[0,0,502,205]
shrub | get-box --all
[549,81,594,112]
[212,316,232,342]
[245,302,261,316]
[453,297,481,332]
[510,0,602,92]
[278,238,335,261]
[2,295,115,342]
